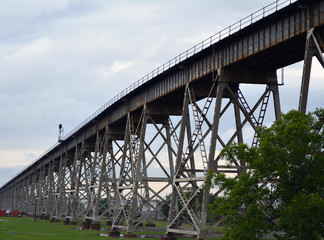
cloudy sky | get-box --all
[0,0,323,187]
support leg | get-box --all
[198,82,225,240]
[299,28,324,113]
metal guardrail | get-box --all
[1,0,296,188]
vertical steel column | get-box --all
[165,121,175,185]
[108,137,118,222]
[13,182,19,210]
[55,155,67,221]
[82,133,99,226]
[25,173,33,215]
[90,127,110,229]
[35,169,43,217]
[76,142,93,226]
[71,144,83,223]
[0,190,4,209]
[37,165,46,218]
[136,112,155,226]
[85,133,101,223]
[299,28,324,113]
[22,176,29,213]
[270,84,281,120]
[100,134,121,225]
[83,150,93,225]
[65,146,79,224]
[198,81,226,240]
[167,85,190,229]
[12,184,17,210]
[29,171,38,216]
[112,116,131,230]
[59,155,72,224]
[45,162,53,219]
[234,102,244,144]
[5,187,11,210]
[12,185,16,210]
[127,106,148,235]
[5,186,12,211]
[51,161,58,220]
[14,182,19,211]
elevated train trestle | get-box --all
[1,0,324,239]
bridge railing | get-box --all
[0,0,296,188]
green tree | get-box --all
[207,109,324,240]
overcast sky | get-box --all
[0,0,323,187]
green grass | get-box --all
[0,217,185,240]
[0,217,104,240]
[0,217,224,240]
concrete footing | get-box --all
[106,220,113,226]
[108,228,120,236]
[90,222,101,230]
[63,219,70,225]
[124,232,136,238]
[82,220,92,230]
[160,235,177,240]
[145,222,156,227]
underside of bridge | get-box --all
[0,0,324,239]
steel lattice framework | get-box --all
[1,0,324,239]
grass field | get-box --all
[0,217,202,240]
[0,217,104,240]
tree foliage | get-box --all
[207,109,324,240]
